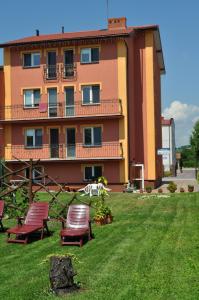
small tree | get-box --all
[190,120,199,178]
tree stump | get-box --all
[49,256,79,296]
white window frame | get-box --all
[84,165,102,181]
[81,85,100,105]
[23,89,40,108]
[80,47,99,64]
[80,48,91,63]
[25,128,42,148]
[83,127,101,146]
[23,52,40,67]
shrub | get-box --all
[4,187,30,218]
[164,171,172,177]
[158,188,163,193]
[98,176,108,186]
[145,186,152,193]
[188,185,194,192]
[167,182,177,193]
[180,187,185,193]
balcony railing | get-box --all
[43,65,59,80]
[3,142,123,161]
[61,63,77,80]
[43,63,77,81]
[0,99,122,121]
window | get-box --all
[23,52,40,67]
[24,89,40,108]
[80,48,99,64]
[84,127,102,146]
[25,166,44,183]
[65,87,75,116]
[82,85,100,104]
[25,129,42,148]
[47,51,57,79]
[84,166,102,181]
[48,88,57,117]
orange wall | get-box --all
[5,31,163,185]
[127,32,163,184]
[153,40,163,180]
[127,33,148,179]
[9,161,120,184]
[0,68,5,156]
[10,42,118,106]
[0,68,5,105]
[11,119,120,145]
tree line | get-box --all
[177,120,199,168]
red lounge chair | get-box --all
[60,204,92,247]
[0,200,5,232]
[7,202,49,244]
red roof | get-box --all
[0,25,158,47]
[0,23,165,74]
[161,117,174,126]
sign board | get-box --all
[157,148,170,155]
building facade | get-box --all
[161,117,176,174]
[0,17,165,189]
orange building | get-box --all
[0,17,165,189]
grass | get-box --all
[0,192,199,300]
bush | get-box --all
[3,187,30,218]
[167,182,177,193]
[158,188,163,193]
[188,185,194,192]
[180,187,185,193]
[145,186,152,193]
[163,171,172,177]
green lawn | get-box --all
[0,192,199,300]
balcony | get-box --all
[3,142,123,161]
[43,65,59,80]
[43,63,77,81]
[0,99,123,122]
[61,63,77,81]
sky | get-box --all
[0,0,199,146]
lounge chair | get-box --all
[60,204,92,247]
[0,200,5,232]
[7,202,49,244]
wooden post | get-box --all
[29,159,33,203]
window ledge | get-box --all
[23,106,39,110]
[25,146,43,149]
[81,103,100,106]
[22,66,40,69]
[80,61,99,65]
[83,144,102,148]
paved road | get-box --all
[160,168,198,192]
[163,168,196,181]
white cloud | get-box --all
[162,101,199,146]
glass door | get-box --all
[64,50,74,77]
[48,88,57,117]
[50,128,59,158]
[65,87,75,116]
[66,128,76,158]
[47,51,57,79]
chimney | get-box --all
[62,26,64,33]
[36,29,39,36]
[108,17,127,30]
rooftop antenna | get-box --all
[106,0,109,21]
